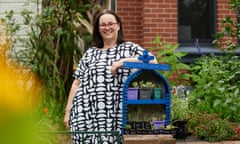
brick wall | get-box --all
[117,0,143,46]
[117,0,236,49]
[142,0,177,48]
[216,0,237,32]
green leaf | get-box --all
[213,99,221,107]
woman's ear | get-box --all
[116,23,120,31]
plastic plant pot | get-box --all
[127,88,138,100]
[153,88,161,99]
[139,88,153,99]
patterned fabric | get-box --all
[70,42,145,144]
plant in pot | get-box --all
[124,124,132,134]
[138,80,158,99]
[127,81,140,100]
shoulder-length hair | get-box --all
[92,9,124,48]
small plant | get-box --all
[139,81,158,88]
[131,80,160,88]
[165,124,176,130]
[125,124,132,130]
[151,125,158,130]
[150,35,191,86]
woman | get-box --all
[64,9,157,144]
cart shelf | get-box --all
[127,99,169,105]
[122,50,171,135]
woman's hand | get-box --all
[111,60,123,76]
[64,111,70,129]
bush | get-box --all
[189,54,240,122]
[188,112,240,142]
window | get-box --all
[99,0,116,11]
[178,0,216,46]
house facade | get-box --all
[0,0,40,49]
[113,0,238,63]
[0,0,238,62]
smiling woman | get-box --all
[64,9,157,144]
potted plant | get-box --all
[127,87,138,100]
[124,124,132,134]
[127,81,139,100]
[138,80,155,99]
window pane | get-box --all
[98,0,115,11]
[178,0,215,44]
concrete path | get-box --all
[177,141,240,144]
[176,137,240,144]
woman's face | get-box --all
[98,14,120,42]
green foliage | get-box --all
[1,3,100,143]
[32,101,71,144]
[189,55,240,122]
[213,0,240,52]
[188,112,239,142]
[1,10,20,37]
[186,1,240,141]
[150,36,191,86]
[3,0,98,119]
[171,88,189,121]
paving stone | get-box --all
[123,134,176,144]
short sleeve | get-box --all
[73,51,88,80]
[129,42,145,56]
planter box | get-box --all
[143,122,152,130]
[127,121,136,130]
[135,121,144,130]
[127,88,138,100]
[153,88,161,99]
[139,88,153,99]
[162,128,177,138]
[172,120,188,139]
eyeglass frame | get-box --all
[99,22,119,29]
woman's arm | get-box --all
[111,57,158,76]
[64,79,81,128]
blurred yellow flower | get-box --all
[0,20,41,113]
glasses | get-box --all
[99,22,118,29]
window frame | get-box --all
[177,0,216,46]
[99,0,116,11]
[176,0,228,64]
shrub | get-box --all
[188,112,240,142]
[189,54,240,122]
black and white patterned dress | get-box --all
[70,42,145,144]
